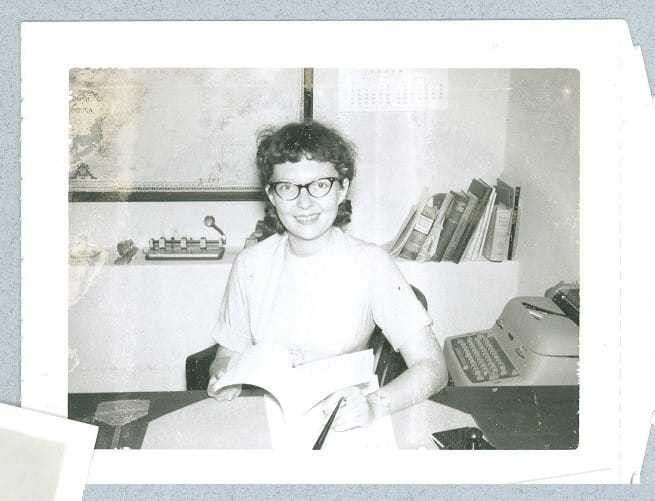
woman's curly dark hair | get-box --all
[256,121,356,235]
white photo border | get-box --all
[21,20,628,483]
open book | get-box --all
[211,344,375,417]
[210,343,398,450]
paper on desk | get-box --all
[142,397,272,449]
[213,344,375,417]
[0,403,97,501]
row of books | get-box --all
[389,178,521,263]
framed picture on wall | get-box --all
[68,68,303,202]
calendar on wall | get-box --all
[337,69,448,112]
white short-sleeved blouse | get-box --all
[211,227,432,364]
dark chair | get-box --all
[186,344,220,391]
[185,285,428,391]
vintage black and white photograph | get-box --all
[22,21,641,483]
[64,66,579,452]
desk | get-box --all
[68,385,578,450]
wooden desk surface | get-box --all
[68,385,578,450]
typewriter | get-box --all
[444,283,579,386]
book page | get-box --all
[213,344,375,417]
[210,343,293,409]
[290,349,375,415]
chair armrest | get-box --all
[369,328,408,387]
[368,285,426,386]
[185,344,219,391]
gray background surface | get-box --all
[2,1,654,499]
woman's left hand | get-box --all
[321,386,374,432]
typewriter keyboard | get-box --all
[450,331,519,383]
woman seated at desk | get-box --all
[208,121,448,431]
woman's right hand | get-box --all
[207,369,242,401]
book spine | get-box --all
[417,194,450,261]
[427,192,453,260]
[507,186,521,260]
[466,189,493,261]
[475,189,496,260]
[454,189,491,263]
[433,195,467,261]
[389,205,417,256]
[417,222,440,262]
[391,188,429,256]
[399,206,437,260]
[482,205,512,262]
[443,195,478,262]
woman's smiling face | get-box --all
[267,158,349,255]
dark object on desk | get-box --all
[432,426,495,450]
[313,397,344,450]
[93,399,150,449]
[184,285,427,391]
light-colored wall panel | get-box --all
[313,69,511,244]
[500,69,580,295]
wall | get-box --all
[314,69,512,244]
[500,69,580,295]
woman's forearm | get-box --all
[366,357,448,420]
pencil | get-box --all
[312,397,345,450]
